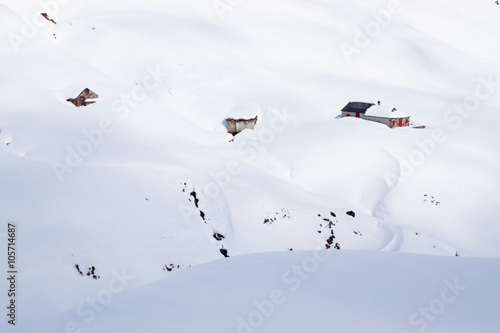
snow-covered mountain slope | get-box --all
[0,0,499,332]
[28,251,500,333]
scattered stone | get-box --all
[263,217,277,224]
[75,264,83,276]
[220,248,229,258]
[163,264,190,272]
[264,209,290,224]
[75,264,100,279]
[213,233,225,241]
[190,191,199,208]
[41,13,56,24]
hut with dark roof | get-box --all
[341,102,375,118]
[341,101,410,128]
[67,88,99,107]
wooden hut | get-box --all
[225,116,258,135]
[341,101,410,128]
[225,106,260,135]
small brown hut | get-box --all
[225,116,258,136]
[67,88,99,107]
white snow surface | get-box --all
[225,104,261,120]
[0,0,499,332]
[28,251,500,333]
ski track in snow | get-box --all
[380,222,404,252]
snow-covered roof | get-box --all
[365,105,409,118]
[226,105,260,120]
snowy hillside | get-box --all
[0,0,499,332]
[27,251,500,333]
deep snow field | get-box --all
[0,0,499,332]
